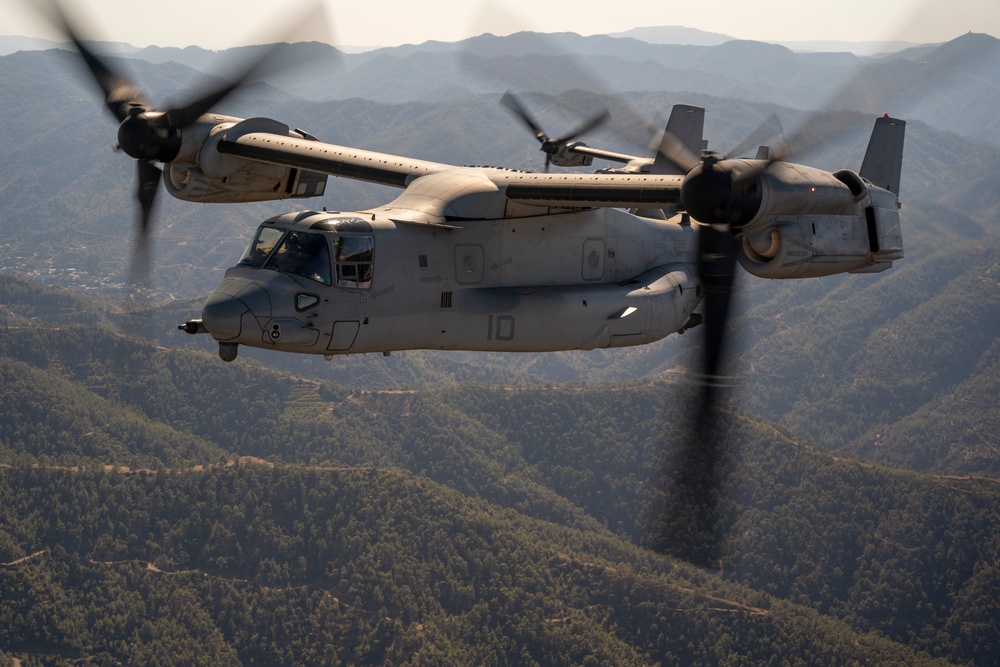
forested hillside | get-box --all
[0,304,998,665]
[0,464,965,667]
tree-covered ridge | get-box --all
[0,356,225,468]
[424,384,1000,663]
[0,321,998,664]
[705,236,999,472]
[850,338,1000,471]
[0,463,958,666]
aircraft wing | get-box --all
[216,131,450,189]
[217,130,684,210]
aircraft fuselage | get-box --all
[193,207,702,360]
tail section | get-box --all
[850,115,906,273]
[652,104,705,175]
[860,115,906,198]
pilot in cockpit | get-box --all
[272,232,331,284]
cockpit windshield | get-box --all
[266,231,332,285]
[238,226,284,267]
[237,224,373,289]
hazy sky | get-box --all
[3,0,998,49]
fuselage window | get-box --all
[334,236,374,288]
[266,231,332,285]
[238,226,285,267]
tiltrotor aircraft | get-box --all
[45,3,906,367]
[172,104,903,364]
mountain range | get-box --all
[3,29,998,144]
[0,25,998,665]
[0,24,926,58]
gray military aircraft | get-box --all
[43,1,905,374]
[168,107,903,364]
[37,0,905,374]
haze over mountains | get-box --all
[1,24,998,666]
[0,23,928,56]
[606,25,921,55]
[5,27,997,146]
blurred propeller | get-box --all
[644,119,785,567]
[35,0,327,290]
[500,91,609,171]
[724,114,785,168]
[644,221,739,568]
[653,128,702,176]
[647,103,896,565]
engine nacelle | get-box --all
[738,186,904,279]
[164,116,328,204]
[164,162,327,204]
[550,141,595,168]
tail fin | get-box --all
[652,104,705,175]
[860,115,906,198]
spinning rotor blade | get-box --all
[152,37,320,131]
[500,91,547,142]
[36,0,151,121]
[552,108,611,145]
[697,227,740,386]
[500,91,609,171]
[39,0,328,289]
[646,117,774,568]
[652,130,702,176]
[126,159,161,290]
[724,114,784,164]
[646,216,740,568]
[136,160,162,241]
[654,75,889,569]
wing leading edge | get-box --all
[216,130,684,211]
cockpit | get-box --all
[186,212,378,362]
[237,217,374,289]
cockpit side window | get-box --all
[265,231,332,285]
[334,236,374,288]
[238,226,286,267]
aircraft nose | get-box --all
[201,277,272,341]
[202,292,249,341]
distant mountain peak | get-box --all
[952,31,999,43]
[924,32,1000,67]
[605,25,735,46]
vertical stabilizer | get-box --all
[652,104,705,175]
[860,116,906,197]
